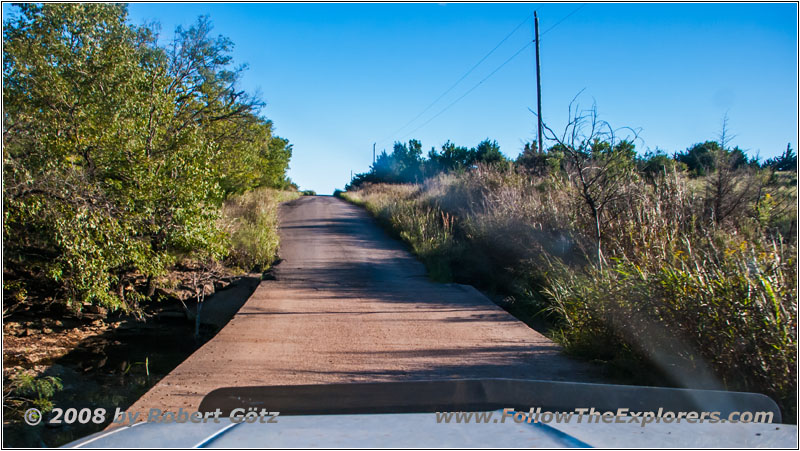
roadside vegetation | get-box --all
[341,108,797,418]
[222,188,299,271]
[4,3,295,316]
[3,4,298,442]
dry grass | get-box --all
[343,165,797,418]
[220,188,300,270]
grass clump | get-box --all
[221,188,300,271]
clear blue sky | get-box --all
[10,3,799,194]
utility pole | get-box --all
[373,143,376,165]
[534,11,544,154]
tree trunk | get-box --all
[594,208,604,267]
[145,275,155,298]
[194,292,204,341]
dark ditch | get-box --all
[2,274,260,448]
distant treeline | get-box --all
[349,137,796,188]
[3,4,293,311]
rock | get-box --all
[42,327,53,334]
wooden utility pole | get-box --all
[373,143,376,165]
[534,11,544,154]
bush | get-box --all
[3,371,63,413]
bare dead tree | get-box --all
[705,114,762,226]
[535,95,641,265]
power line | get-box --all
[375,11,535,147]
[394,4,586,142]
[539,4,585,37]
[399,40,534,141]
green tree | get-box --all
[473,139,505,165]
[3,5,292,312]
[428,141,474,173]
[765,143,797,172]
[675,141,750,177]
[638,149,685,180]
[4,4,174,310]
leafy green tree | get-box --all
[349,140,425,187]
[428,141,474,173]
[675,141,719,176]
[392,139,424,181]
[675,141,751,177]
[473,139,505,165]
[764,144,797,172]
[638,149,685,180]
[217,116,292,195]
[3,5,293,312]
[516,141,543,172]
[4,4,173,310]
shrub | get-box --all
[4,371,63,413]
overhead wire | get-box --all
[379,4,587,147]
[398,40,534,141]
[374,11,535,147]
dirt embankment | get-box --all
[2,265,261,448]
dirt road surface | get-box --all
[125,196,601,415]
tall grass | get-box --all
[221,188,300,270]
[343,165,797,418]
[342,184,458,280]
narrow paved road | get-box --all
[126,196,601,415]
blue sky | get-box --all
[7,3,798,194]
